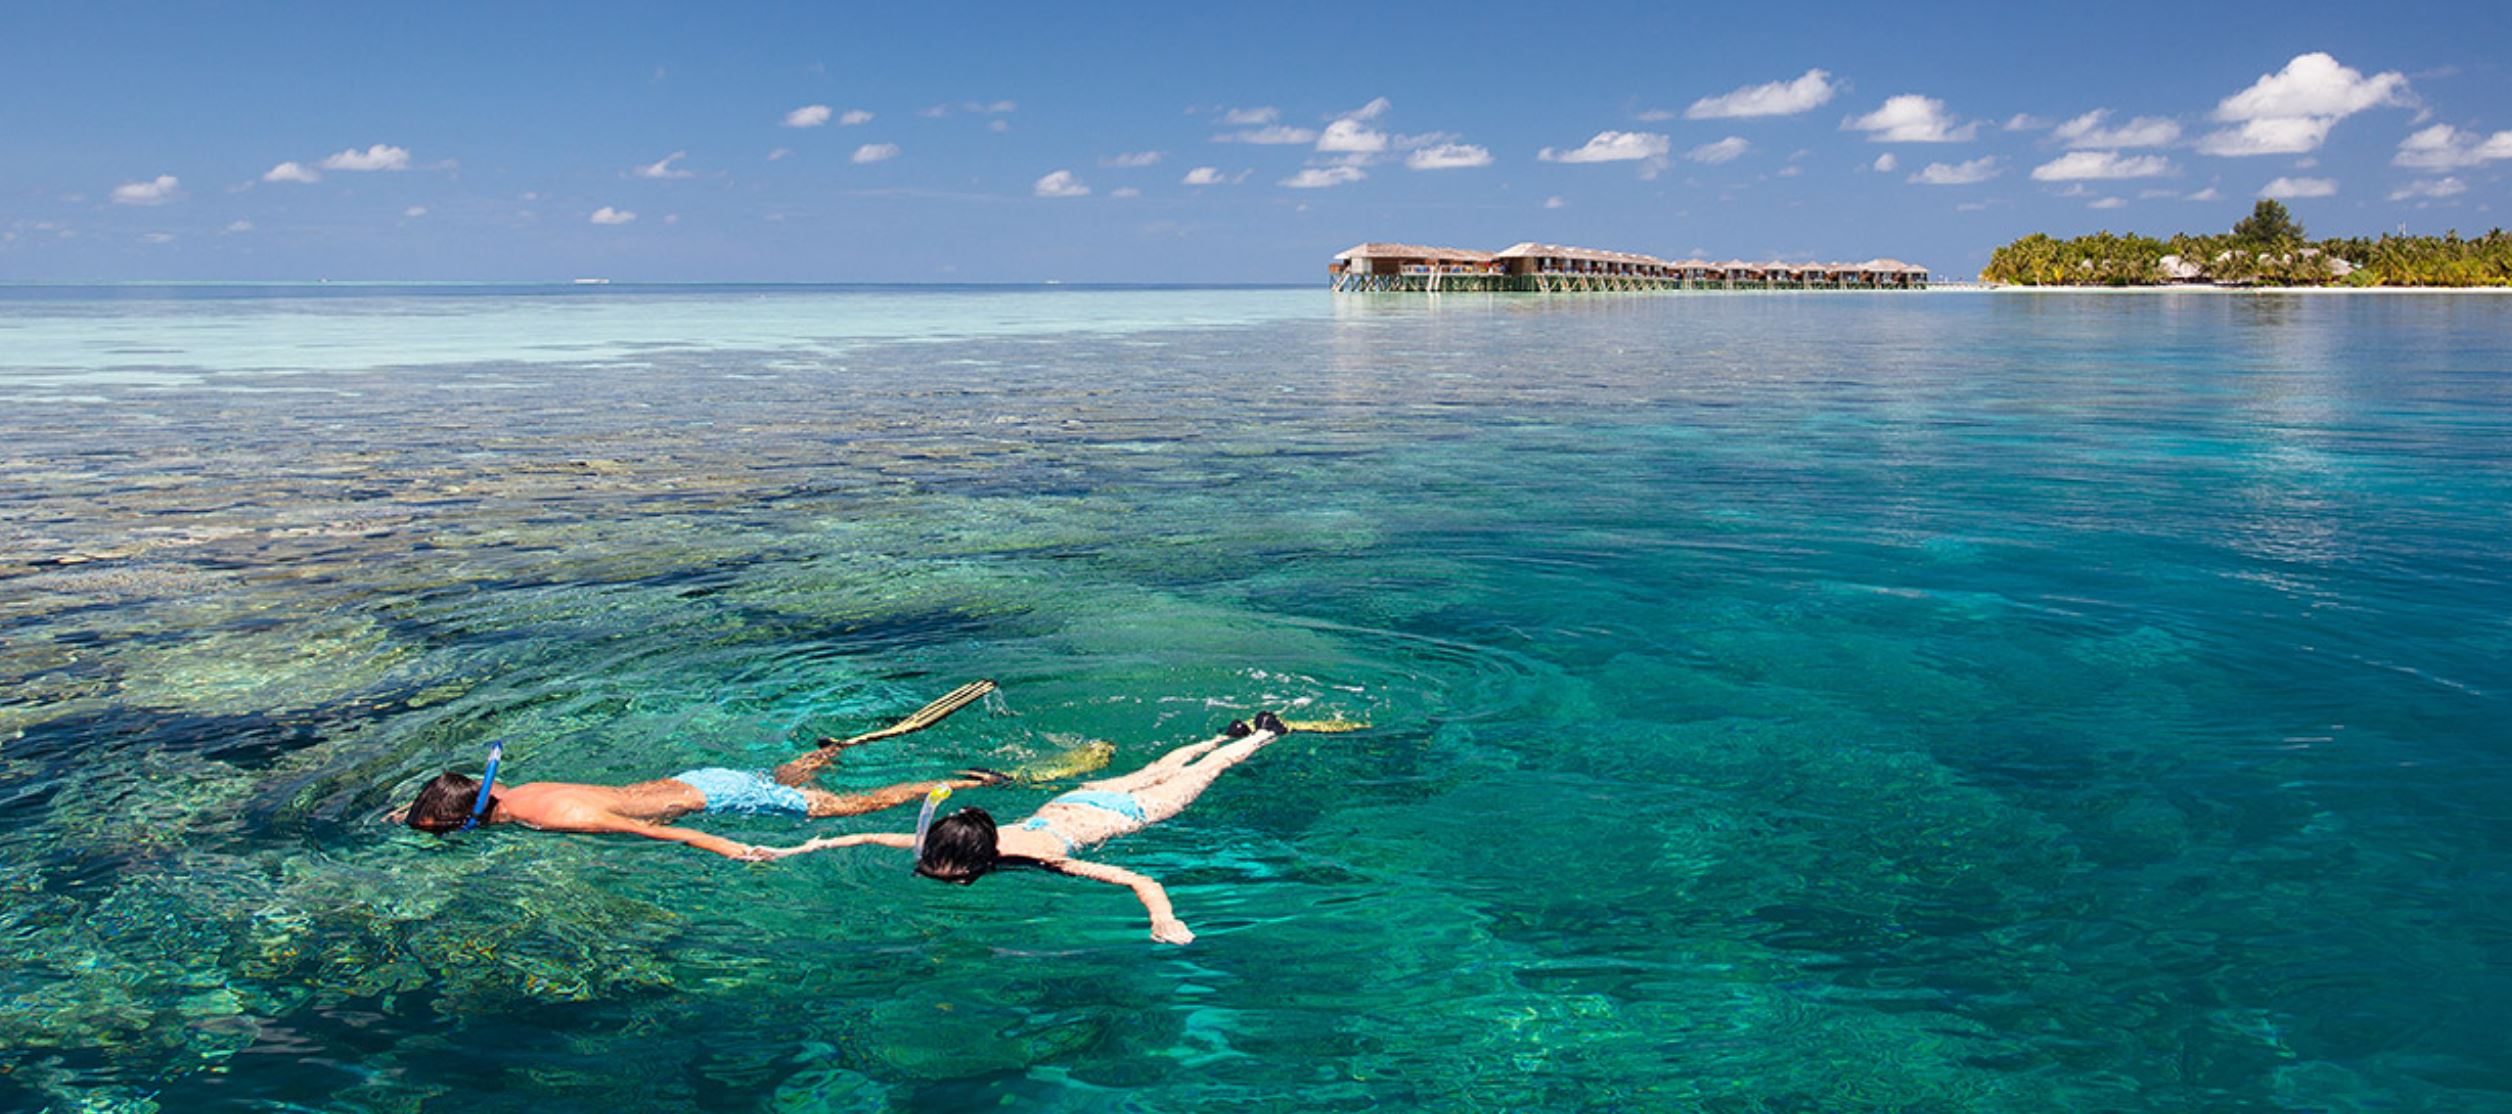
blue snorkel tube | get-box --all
[457,741,504,833]
[911,785,951,867]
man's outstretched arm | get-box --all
[584,817,768,860]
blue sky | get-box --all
[3,2,2504,282]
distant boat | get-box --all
[571,277,611,285]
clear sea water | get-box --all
[2,285,2508,1111]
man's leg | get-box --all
[799,771,1003,818]
[773,737,868,787]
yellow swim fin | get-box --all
[818,680,997,749]
[1008,739,1116,784]
[1281,715,1371,733]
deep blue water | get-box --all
[1,287,2507,1111]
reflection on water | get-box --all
[3,289,2510,1110]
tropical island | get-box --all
[1982,200,2512,287]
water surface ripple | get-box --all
[2,287,2508,1111]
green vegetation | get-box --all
[1983,199,2512,287]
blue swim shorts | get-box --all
[673,768,811,815]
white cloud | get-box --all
[1110,186,1142,198]
[2005,114,2051,131]
[663,213,680,224]
[2261,176,2338,199]
[839,109,874,126]
[2089,197,2128,210]
[590,206,637,224]
[224,219,253,233]
[1686,68,1837,119]
[1215,124,1318,144]
[2199,52,2413,156]
[2032,150,2176,181]
[262,161,320,184]
[110,175,180,205]
[1843,95,1977,142]
[2186,186,2222,201]
[1633,108,1677,122]
[1102,151,1164,168]
[1407,143,1492,170]
[2389,177,2466,201]
[852,143,900,164]
[989,119,1010,133]
[918,104,951,118]
[1544,195,1565,209]
[1339,97,1391,122]
[1181,166,1227,185]
[404,206,427,217]
[1686,136,1751,164]
[2393,123,2512,170]
[2052,110,2183,148]
[1910,156,2001,185]
[966,99,1017,113]
[1318,117,1389,154]
[140,231,175,244]
[784,104,833,128]
[2217,52,2412,122]
[1872,153,1898,172]
[767,147,792,161]
[1033,169,1090,197]
[1539,131,1671,163]
[1222,106,1278,125]
[634,151,693,179]
[2197,116,2336,156]
[1280,166,1365,189]
[322,144,411,172]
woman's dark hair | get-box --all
[405,772,488,834]
[915,807,1002,883]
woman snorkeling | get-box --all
[761,711,1292,944]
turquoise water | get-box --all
[3,287,2508,1111]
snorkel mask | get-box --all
[456,741,504,833]
[910,785,951,867]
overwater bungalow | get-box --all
[1328,241,1930,292]
[1328,243,1504,291]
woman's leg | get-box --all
[1084,730,1238,793]
[1126,717,1286,824]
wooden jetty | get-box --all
[1328,242,1930,293]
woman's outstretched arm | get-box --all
[756,831,913,858]
[1050,858,1192,944]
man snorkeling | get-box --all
[394,681,1003,861]
[757,711,1294,944]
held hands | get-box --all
[732,841,822,861]
[739,835,858,861]
[1150,917,1196,945]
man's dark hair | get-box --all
[915,807,1003,883]
[405,772,487,835]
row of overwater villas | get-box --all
[1328,242,1931,291]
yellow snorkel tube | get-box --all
[910,785,951,867]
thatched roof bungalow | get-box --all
[1330,241,1929,290]
[1496,243,1681,277]
[1331,243,1501,276]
